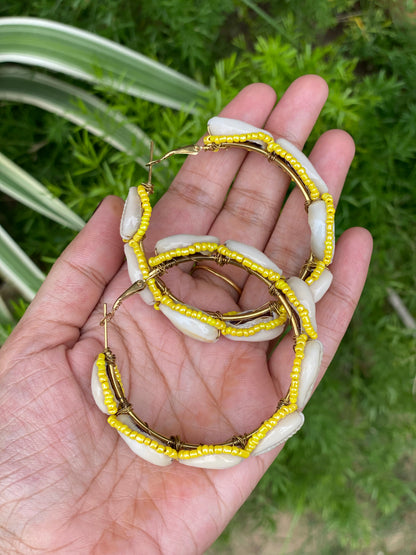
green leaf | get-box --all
[0,66,154,167]
[0,152,85,230]
[0,295,12,324]
[0,225,44,300]
[0,17,207,110]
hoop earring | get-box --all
[91,117,334,469]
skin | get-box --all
[0,76,372,554]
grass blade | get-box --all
[0,66,152,167]
[0,17,206,110]
[0,225,45,300]
[0,152,85,231]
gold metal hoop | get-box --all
[92,120,335,468]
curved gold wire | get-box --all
[190,262,243,295]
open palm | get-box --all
[0,77,372,554]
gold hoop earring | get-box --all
[91,117,335,469]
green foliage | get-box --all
[1,0,415,551]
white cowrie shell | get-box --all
[120,187,142,241]
[179,453,243,470]
[308,268,333,303]
[287,277,317,332]
[252,411,305,455]
[116,415,172,467]
[208,116,272,147]
[155,234,220,255]
[225,240,283,274]
[124,244,155,305]
[91,359,111,415]
[159,304,220,343]
[276,138,328,194]
[225,314,285,342]
[308,200,329,262]
[297,340,323,410]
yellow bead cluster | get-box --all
[222,310,287,338]
[130,185,152,243]
[305,194,335,285]
[146,278,163,303]
[245,404,298,453]
[158,291,290,338]
[122,185,164,303]
[160,295,226,331]
[275,279,317,339]
[149,242,219,267]
[321,193,335,265]
[178,443,249,460]
[216,244,281,282]
[107,415,179,459]
[128,240,149,278]
[244,334,308,453]
[204,130,274,146]
[96,353,121,415]
[289,334,308,404]
[204,133,321,200]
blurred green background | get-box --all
[0,1,415,553]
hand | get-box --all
[0,76,372,554]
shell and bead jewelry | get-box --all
[92,117,334,469]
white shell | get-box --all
[91,359,111,414]
[308,200,329,262]
[309,268,333,302]
[225,314,285,342]
[155,234,219,255]
[116,414,172,467]
[120,187,142,241]
[287,276,317,332]
[208,116,272,147]
[225,240,282,274]
[277,137,328,194]
[297,340,323,410]
[159,304,219,343]
[179,453,243,470]
[252,411,304,455]
[124,244,155,305]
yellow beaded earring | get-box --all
[91,117,335,469]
